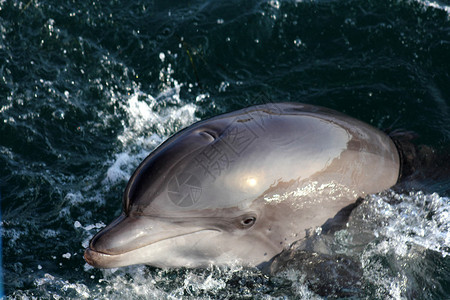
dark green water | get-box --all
[1,0,449,298]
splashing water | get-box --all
[18,188,449,299]
[2,0,450,298]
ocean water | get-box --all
[1,0,449,298]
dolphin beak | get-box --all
[84,213,215,268]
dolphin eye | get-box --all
[240,216,256,228]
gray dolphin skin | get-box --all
[84,102,400,269]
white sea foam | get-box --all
[34,273,91,299]
[3,228,27,246]
[119,80,198,142]
[348,190,450,298]
[363,191,449,258]
[104,152,135,184]
[103,84,201,185]
[13,189,449,299]
[417,0,450,15]
[74,219,106,248]
[40,229,58,238]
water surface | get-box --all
[1,0,449,298]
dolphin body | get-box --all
[84,102,400,269]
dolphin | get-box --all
[84,102,400,269]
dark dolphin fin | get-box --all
[390,130,450,195]
[320,198,364,235]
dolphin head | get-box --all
[85,103,399,268]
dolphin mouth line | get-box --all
[87,229,221,257]
[85,229,222,268]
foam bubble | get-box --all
[103,83,200,187]
[417,0,450,15]
[34,273,91,298]
[40,229,58,238]
[78,221,107,249]
[104,152,134,184]
[159,52,165,62]
[74,220,82,228]
[3,228,26,245]
[117,88,199,148]
[364,191,449,257]
[346,190,450,298]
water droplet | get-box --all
[294,38,302,47]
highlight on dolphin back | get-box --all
[84,102,401,269]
